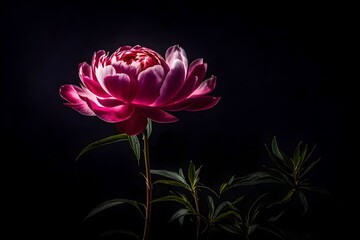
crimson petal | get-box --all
[86,99,134,123]
[115,111,148,136]
[163,96,221,111]
[104,73,137,102]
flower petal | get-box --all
[189,76,217,97]
[138,107,178,123]
[80,76,110,98]
[97,98,125,107]
[165,45,188,74]
[153,59,186,106]
[59,84,95,115]
[187,59,207,89]
[86,99,134,123]
[163,96,221,111]
[63,102,95,116]
[103,73,137,102]
[79,62,93,79]
[79,62,110,97]
[115,110,148,136]
[92,50,107,69]
[133,65,165,105]
[95,65,116,87]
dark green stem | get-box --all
[193,188,201,240]
[142,131,152,240]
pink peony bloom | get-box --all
[59,45,220,135]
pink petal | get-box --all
[79,62,93,79]
[103,73,137,102]
[59,84,83,103]
[165,45,188,74]
[153,59,186,106]
[63,102,95,116]
[81,76,110,98]
[115,110,148,136]
[95,65,116,87]
[167,58,207,102]
[59,85,95,115]
[189,76,217,97]
[163,96,221,111]
[86,99,134,123]
[133,65,165,105]
[92,50,107,69]
[97,98,125,107]
[187,59,207,89]
[138,107,178,123]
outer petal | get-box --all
[103,73,138,102]
[138,107,178,123]
[165,45,188,74]
[153,59,186,106]
[132,65,165,105]
[168,59,206,102]
[86,99,134,123]
[189,76,217,97]
[59,84,95,116]
[187,59,207,89]
[115,110,148,136]
[80,76,110,98]
[95,65,116,90]
[163,96,221,111]
[92,50,107,70]
[79,62,93,79]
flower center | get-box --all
[116,47,162,71]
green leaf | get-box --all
[300,157,321,179]
[268,210,284,222]
[213,210,239,223]
[292,141,303,168]
[188,161,196,189]
[151,169,189,186]
[76,134,129,161]
[232,172,282,188]
[265,144,292,173]
[198,184,219,198]
[297,190,308,215]
[128,135,141,164]
[268,189,295,208]
[153,179,189,188]
[152,194,195,212]
[303,144,317,165]
[146,119,152,138]
[246,193,267,225]
[207,196,215,219]
[247,224,258,235]
[271,136,284,161]
[169,208,191,225]
[219,224,240,235]
[84,199,145,220]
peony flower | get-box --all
[59,45,220,135]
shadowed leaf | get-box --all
[128,135,141,164]
[84,199,145,220]
[151,169,188,186]
[76,134,129,161]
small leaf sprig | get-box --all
[222,136,328,215]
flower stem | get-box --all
[193,188,201,240]
[142,130,152,240]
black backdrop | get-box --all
[2,1,350,239]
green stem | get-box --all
[193,188,201,240]
[142,130,152,240]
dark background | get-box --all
[2,1,351,239]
